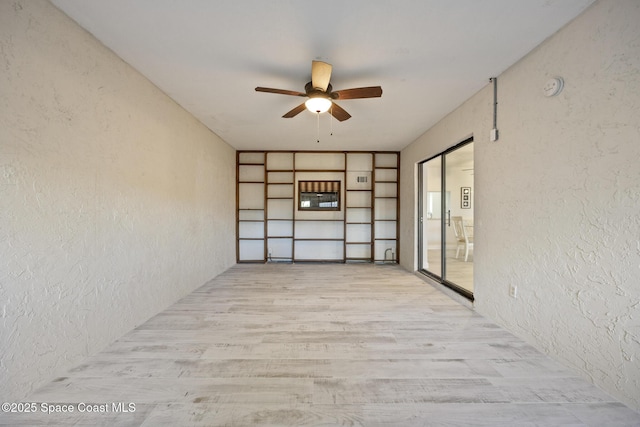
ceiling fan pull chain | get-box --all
[330,104,333,136]
[316,112,320,143]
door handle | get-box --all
[447,210,451,226]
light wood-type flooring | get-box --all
[3,264,639,426]
[426,249,474,293]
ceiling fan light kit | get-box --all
[305,96,332,113]
[255,60,383,122]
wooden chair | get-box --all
[452,216,473,261]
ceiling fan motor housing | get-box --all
[305,82,332,97]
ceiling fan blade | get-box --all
[282,103,307,118]
[329,102,351,122]
[311,60,332,92]
[255,87,306,97]
[332,86,383,100]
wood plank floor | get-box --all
[426,249,474,293]
[3,263,639,426]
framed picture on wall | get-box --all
[461,187,471,209]
[298,181,341,211]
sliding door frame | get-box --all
[417,136,474,301]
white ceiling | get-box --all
[51,0,594,152]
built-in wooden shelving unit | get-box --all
[237,152,266,263]
[236,151,399,264]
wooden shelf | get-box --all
[295,169,345,172]
[295,219,344,222]
[294,238,344,241]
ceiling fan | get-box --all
[255,60,382,122]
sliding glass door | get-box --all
[418,139,474,299]
[419,156,443,277]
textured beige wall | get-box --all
[400,0,640,410]
[0,0,236,400]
